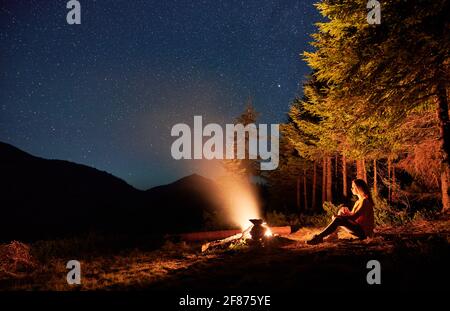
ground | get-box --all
[1,215,449,291]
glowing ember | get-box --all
[200,220,287,252]
[263,223,273,237]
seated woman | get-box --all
[307,179,375,245]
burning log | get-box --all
[178,226,291,242]
[179,229,241,242]
[179,220,292,252]
[201,232,245,252]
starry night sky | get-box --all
[0,0,320,189]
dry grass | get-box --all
[0,241,37,278]
[1,240,218,291]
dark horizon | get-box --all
[0,139,215,191]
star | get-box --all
[0,0,319,189]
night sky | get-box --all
[0,0,320,189]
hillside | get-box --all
[0,142,224,240]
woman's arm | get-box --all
[347,199,369,221]
[337,207,351,216]
[337,200,364,220]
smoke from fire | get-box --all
[215,174,261,230]
[184,135,262,231]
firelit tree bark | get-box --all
[435,79,450,211]
[303,168,308,210]
[335,155,338,177]
[363,158,367,183]
[373,159,378,195]
[342,154,347,199]
[296,176,301,211]
[392,163,396,201]
[326,156,333,202]
[440,168,449,212]
[312,160,317,210]
[356,159,364,180]
[388,157,392,203]
[322,157,327,205]
[334,155,338,195]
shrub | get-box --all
[372,192,410,226]
[412,207,441,222]
[264,210,290,226]
[322,201,342,218]
[0,241,37,277]
[265,208,333,229]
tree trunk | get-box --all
[322,157,327,205]
[312,161,317,210]
[392,163,396,201]
[356,159,364,180]
[373,159,378,195]
[334,155,338,195]
[296,176,301,211]
[388,157,392,203]
[335,155,338,178]
[303,169,308,210]
[327,156,333,202]
[342,154,348,199]
[441,168,449,212]
[362,158,367,183]
[435,80,450,211]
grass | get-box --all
[1,236,215,291]
[0,212,448,291]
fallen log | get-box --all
[179,226,291,242]
[200,226,294,252]
[268,226,291,236]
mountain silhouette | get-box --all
[143,174,225,232]
[0,142,225,241]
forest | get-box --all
[253,0,450,223]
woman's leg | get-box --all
[317,217,366,239]
[316,217,341,238]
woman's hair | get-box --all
[352,179,373,203]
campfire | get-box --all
[245,219,272,241]
[197,219,289,252]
